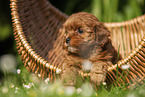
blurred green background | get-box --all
[0,0,144,79]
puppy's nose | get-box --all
[66,37,71,44]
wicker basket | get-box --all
[10,0,145,86]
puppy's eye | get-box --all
[77,28,84,34]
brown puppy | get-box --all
[61,12,122,87]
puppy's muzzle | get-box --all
[66,37,71,44]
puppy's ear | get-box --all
[94,23,110,46]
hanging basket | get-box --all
[10,0,145,86]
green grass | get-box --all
[91,0,144,22]
[0,66,145,97]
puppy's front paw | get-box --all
[90,61,107,85]
[90,72,106,85]
[61,62,79,86]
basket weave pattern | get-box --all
[10,0,145,85]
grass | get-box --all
[0,66,145,97]
[91,0,144,22]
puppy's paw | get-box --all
[90,61,107,85]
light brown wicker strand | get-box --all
[137,53,145,64]
[122,26,128,56]
[129,24,136,50]
[133,21,140,46]
[117,27,124,57]
[127,52,145,82]
[104,14,145,27]
[111,28,118,52]
[106,72,115,82]
[131,60,143,78]
[133,58,145,75]
[126,25,132,56]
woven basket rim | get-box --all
[10,0,145,76]
[104,14,145,27]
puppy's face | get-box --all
[62,12,110,58]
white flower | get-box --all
[121,64,130,70]
[10,85,14,88]
[65,86,75,96]
[38,74,41,77]
[17,69,21,74]
[2,87,8,93]
[31,83,34,86]
[76,88,82,94]
[44,78,50,84]
[82,60,92,71]
[15,87,18,90]
[56,69,61,74]
[15,90,18,93]
[23,83,33,89]
[24,85,31,89]
[28,83,34,87]
[102,82,107,85]
[95,92,98,96]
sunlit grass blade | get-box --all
[91,0,102,21]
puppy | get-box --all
[61,12,122,87]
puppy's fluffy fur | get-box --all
[61,12,122,86]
